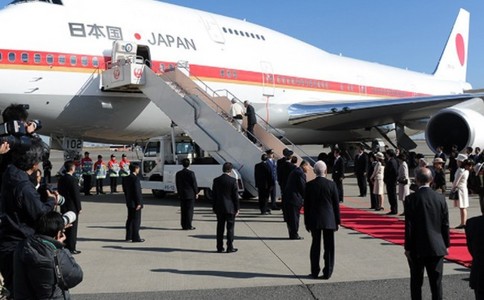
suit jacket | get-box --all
[254,161,273,191]
[354,152,368,175]
[404,187,449,257]
[284,167,306,207]
[304,177,340,230]
[245,104,257,125]
[124,173,143,209]
[175,168,198,200]
[57,174,82,214]
[465,215,484,290]
[212,173,239,215]
[332,156,345,180]
[276,158,296,190]
[384,157,398,184]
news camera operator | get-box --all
[0,136,61,298]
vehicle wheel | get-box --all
[204,188,213,201]
[152,189,166,198]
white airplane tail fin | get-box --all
[433,8,469,82]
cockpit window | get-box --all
[9,0,63,5]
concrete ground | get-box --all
[51,144,479,300]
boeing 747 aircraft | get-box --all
[0,0,482,154]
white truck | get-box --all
[140,135,244,199]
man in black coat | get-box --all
[124,163,144,242]
[354,145,368,197]
[404,167,450,300]
[244,100,257,144]
[57,160,83,254]
[384,149,399,215]
[176,158,198,230]
[304,161,340,280]
[332,148,345,203]
[284,160,311,240]
[465,207,484,300]
[277,148,296,214]
[254,154,273,215]
[212,162,240,253]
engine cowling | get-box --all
[426,101,484,153]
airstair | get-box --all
[101,42,313,195]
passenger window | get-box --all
[70,55,77,65]
[0,53,2,61]
[92,57,99,67]
[81,56,88,66]
[220,69,225,77]
[58,55,66,64]
[261,35,266,41]
[21,53,28,63]
[46,54,54,64]
[34,53,41,64]
[234,30,239,36]
[9,52,16,62]
[222,27,227,33]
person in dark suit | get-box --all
[404,167,450,300]
[212,162,240,253]
[277,148,296,215]
[176,158,199,230]
[243,100,257,144]
[332,148,345,203]
[57,160,83,254]
[384,149,399,215]
[284,160,311,240]
[354,145,368,197]
[254,153,273,215]
[265,149,278,210]
[304,161,340,280]
[124,163,144,243]
[465,206,484,300]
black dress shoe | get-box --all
[217,248,224,253]
[226,248,238,253]
[386,212,397,215]
[455,224,466,229]
[189,227,196,230]
[132,239,145,243]
[290,236,304,240]
[70,250,81,255]
[271,206,281,211]
[322,274,331,280]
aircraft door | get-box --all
[199,15,225,44]
[136,45,151,67]
[260,61,275,97]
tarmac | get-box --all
[46,143,480,300]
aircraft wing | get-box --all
[287,93,484,130]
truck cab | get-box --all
[140,135,243,199]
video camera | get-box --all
[0,119,42,152]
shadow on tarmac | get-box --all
[151,268,298,279]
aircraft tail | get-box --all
[433,8,469,82]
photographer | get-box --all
[14,211,83,299]
[0,137,58,297]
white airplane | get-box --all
[0,0,482,154]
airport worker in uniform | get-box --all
[80,151,93,196]
[94,155,107,195]
[119,153,130,193]
[108,154,120,193]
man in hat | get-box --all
[431,157,446,194]
[80,151,93,196]
[277,148,296,214]
[265,149,278,210]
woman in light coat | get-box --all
[370,152,385,211]
[451,154,470,229]
[397,153,410,216]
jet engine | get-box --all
[425,98,484,153]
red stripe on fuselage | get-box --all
[0,48,429,98]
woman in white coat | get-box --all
[370,152,385,211]
[397,153,410,216]
[451,154,470,229]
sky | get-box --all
[0,0,483,88]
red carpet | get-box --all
[339,205,472,267]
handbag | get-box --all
[449,190,459,200]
